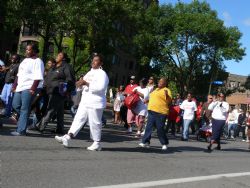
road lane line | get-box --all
[87,172,250,188]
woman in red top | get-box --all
[166,99,178,137]
[124,76,138,133]
[196,101,203,130]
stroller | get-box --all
[196,122,212,142]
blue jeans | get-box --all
[228,123,236,137]
[0,83,13,116]
[142,110,168,145]
[182,119,193,139]
[12,90,34,134]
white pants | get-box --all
[68,101,104,142]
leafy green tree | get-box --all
[136,1,245,96]
[6,0,62,60]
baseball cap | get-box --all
[130,75,136,80]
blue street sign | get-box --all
[212,81,224,85]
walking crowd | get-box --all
[0,43,250,151]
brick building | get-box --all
[225,73,250,111]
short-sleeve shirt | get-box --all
[180,100,197,120]
[124,84,138,96]
[132,86,150,116]
[16,57,44,92]
[148,87,172,115]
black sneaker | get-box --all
[27,125,39,131]
[51,129,64,135]
[207,144,212,151]
[215,145,221,150]
[181,137,188,141]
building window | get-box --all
[112,55,121,66]
[48,42,54,54]
[230,81,236,88]
[122,76,126,85]
[22,25,38,37]
[129,61,134,70]
[114,73,118,86]
[124,61,127,68]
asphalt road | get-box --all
[1,111,250,188]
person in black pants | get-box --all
[28,58,56,129]
[234,109,246,140]
[37,52,75,134]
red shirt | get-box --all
[196,105,202,121]
[247,115,250,126]
[168,105,179,121]
[124,84,138,95]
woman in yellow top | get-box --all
[139,78,172,150]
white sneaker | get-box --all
[140,130,145,136]
[242,139,246,142]
[139,143,150,148]
[55,135,63,143]
[135,131,141,138]
[127,127,133,133]
[87,142,102,151]
[55,135,69,147]
[162,145,168,150]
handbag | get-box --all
[124,93,140,109]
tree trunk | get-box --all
[42,25,51,62]
[72,33,78,69]
[208,61,219,95]
[53,32,63,53]
[208,80,213,95]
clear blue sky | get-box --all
[159,0,250,76]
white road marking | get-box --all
[87,172,250,188]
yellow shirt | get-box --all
[148,87,172,115]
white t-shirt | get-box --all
[233,109,240,124]
[132,86,149,116]
[208,101,229,120]
[80,68,109,109]
[180,100,197,120]
[147,85,155,93]
[227,112,236,124]
[16,57,44,92]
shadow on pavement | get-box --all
[102,145,209,154]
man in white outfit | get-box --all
[55,54,109,151]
